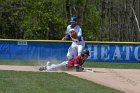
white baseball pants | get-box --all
[67,40,85,60]
[47,61,68,71]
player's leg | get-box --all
[77,41,85,56]
[77,45,83,56]
[47,61,68,71]
[67,47,73,60]
[67,43,77,60]
[39,61,50,71]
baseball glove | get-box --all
[70,30,77,39]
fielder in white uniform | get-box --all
[62,17,85,60]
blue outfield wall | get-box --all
[0,39,140,62]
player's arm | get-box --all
[74,59,84,72]
[62,34,70,40]
[62,27,71,40]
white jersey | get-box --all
[66,25,84,42]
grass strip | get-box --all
[0,70,122,93]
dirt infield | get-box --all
[0,65,140,93]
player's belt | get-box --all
[73,40,82,42]
[73,40,79,42]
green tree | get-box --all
[22,0,67,40]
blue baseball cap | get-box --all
[70,17,77,22]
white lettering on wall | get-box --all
[93,45,98,60]
[87,45,97,60]
[17,41,28,46]
[87,44,140,62]
[123,46,133,60]
[87,45,92,59]
[112,45,123,60]
[101,45,110,60]
[134,46,140,61]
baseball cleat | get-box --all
[46,61,51,66]
[39,66,47,71]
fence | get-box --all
[0,39,140,62]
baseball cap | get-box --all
[70,17,77,22]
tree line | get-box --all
[0,0,140,41]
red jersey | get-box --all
[66,56,85,68]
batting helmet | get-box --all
[70,17,77,22]
[81,50,90,56]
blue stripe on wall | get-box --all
[0,40,140,62]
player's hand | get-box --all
[75,66,84,72]
[62,37,66,40]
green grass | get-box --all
[0,60,140,69]
[0,70,122,93]
[0,60,44,66]
[83,62,140,69]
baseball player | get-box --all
[39,50,90,72]
[62,17,85,60]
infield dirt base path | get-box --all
[67,68,140,93]
[0,65,140,93]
